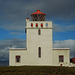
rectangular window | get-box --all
[16,56,20,62]
[36,23,38,27]
[59,55,64,62]
[38,29,41,35]
[31,23,33,27]
[46,23,48,27]
[38,47,41,58]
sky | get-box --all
[0,0,75,63]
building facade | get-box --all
[9,10,70,66]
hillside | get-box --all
[0,66,75,75]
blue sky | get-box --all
[53,20,75,41]
[0,0,75,62]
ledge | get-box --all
[9,48,27,50]
[53,48,70,50]
[26,21,52,22]
[25,27,53,29]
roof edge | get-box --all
[31,10,46,16]
[9,48,27,50]
[53,48,70,50]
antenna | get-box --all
[26,9,29,18]
[10,45,12,48]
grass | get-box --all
[0,66,75,75]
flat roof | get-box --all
[53,48,70,50]
[9,48,27,50]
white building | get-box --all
[9,10,70,66]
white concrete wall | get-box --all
[26,21,53,66]
[9,48,28,66]
[26,21,52,28]
[52,48,70,66]
[9,48,70,66]
[9,20,53,66]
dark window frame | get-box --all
[59,55,64,62]
[36,23,38,27]
[16,55,20,63]
[41,23,43,27]
[31,23,33,27]
[38,29,41,35]
[38,47,41,58]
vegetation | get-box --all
[0,66,75,75]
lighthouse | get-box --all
[9,10,70,66]
[25,9,53,65]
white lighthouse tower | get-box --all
[25,10,53,65]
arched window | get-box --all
[31,23,33,27]
[38,47,41,58]
[36,23,38,27]
[38,29,41,35]
[41,23,43,27]
[46,23,48,27]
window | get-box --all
[38,29,41,35]
[46,23,48,27]
[36,23,38,27]
[59,55,64,62]
[41,23,43,27]
[38,47,41,58]
[31,23,33,27]
[16,56,20,62]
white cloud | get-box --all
[10,32,24,36]
[0,22,25,31]
[53,24,75,32]
[53,24,64,32]
[65,25,75,31]
[53,39,75,57]
[0,38,26,61]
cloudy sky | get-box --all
[0,0,75,63]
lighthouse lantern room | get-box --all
[31,10,46,21]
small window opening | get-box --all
[46,23,48,27]
[38,47,41,58]
[59,55,64,62]
[36,23,38,27]
[16,56,20,62]
[31,23,33,27]
[38,29,41,35]
[41,23,43,27]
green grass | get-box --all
[0,66,75,75]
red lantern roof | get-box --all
[31,10,46,16]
